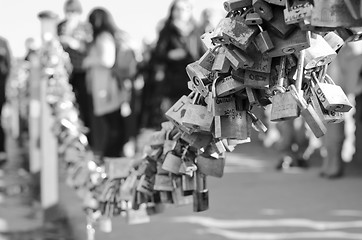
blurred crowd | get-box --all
[0,0,361,180]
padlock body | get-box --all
[162,152,183,174]
[216,76,245,97]
[271,91,300,121]
[193,190,209,212]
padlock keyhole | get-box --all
[259,7,265,14]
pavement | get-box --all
[1,134,362,240]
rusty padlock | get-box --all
[283,0,313,25]
[253,25,274,53]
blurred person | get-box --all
[319,41,362,179]
[153,0,201,111]
[83,7,129,158]
[57,0,92,140]
[0,36,12,168]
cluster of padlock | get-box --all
[31,0,362,234]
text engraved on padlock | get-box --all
[245,54,272,73]
[244,71,269,88]
[213,96,236,116]
[216,76,245,96]
[284,2,312,24]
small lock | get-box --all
[181,174,195,196]
[180,132,213,149]
[214,111,251,140]
[182,103,214,132]
[186,62,212,97]
[165,95,194,134]
[245,12,263,25]
[266,29,311,57]
[252,0,273,21]
[193,172,209,212]
[265,5,296,39]
[196,155,225,178]
[283,0,313,25]
[212,95,237,116]
[311,0,362,28]
[225,46,254,69]
[200,31,217,50]
[303,34,337,70]
[323,32,344,51]
[153,174,174,192]
[216,75,245,97]
[162,152,183,174]
[244,70,270,89]
[253,25,274,53]
[198,49,216,71]
[245,87,258,106]
[223,0,252,12]
[212,46,231,73]
[221,15,259,50]
[171,177,193,205]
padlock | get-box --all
[290,84,326,138]
[231,68,246,82]
[200,31,217,50]
[182,96,214,132]
[303,34,337,70]
[270,56,300,121]
[162,152,183,174]
[223,0,252,12]
[253,0,273,21]
[165,95,194,134]
[253,25,274,53]
[193,172,209,212]
[266,28,310,57]
[180,132,213,149]
[311,0,362,28]
[153,174,174,192]
[220,14,259,50]
[149,130,166,148]
[198,49,216,71]
[264,0,285,6]
[343,0,360,20]
[283,0,313,25]
[245,45,273,72]
[211,95,237,116]
[323,32,344,51]
[136,175,154,196]
[245,12,263,25]
[308,84,345,124]
[104,157,132,179]
[214,110,251,139]
[186,62,212,97]
[244,70,270,89]
[311,72,353,113]
[247,110,268,132]
[196,154,225,178]
[225,46,254,69]
[246,87,259,106]
[255,88,272,106]
[216,75,245,97]
[171,177,193,205]
[181,174,195,196]
[212,46,231,73]
[265,5,297,39]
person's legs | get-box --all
[103,110,125,158]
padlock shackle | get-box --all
[295,49,305,92]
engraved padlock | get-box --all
[270,56,300,121]
[290,85,327,138]
[245,44,273,72]
[220,14,259,50]
[303,34,337,70]
[165,95,194,134]
[216,75,245,97]
[193,172,209,212]
[244,70,270,89]
[283,0,313,25]
[311,71,353,113]
[214,110,251,140]
[253,0,273,21]
[311,0,362,28]
[211,95,237,116]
